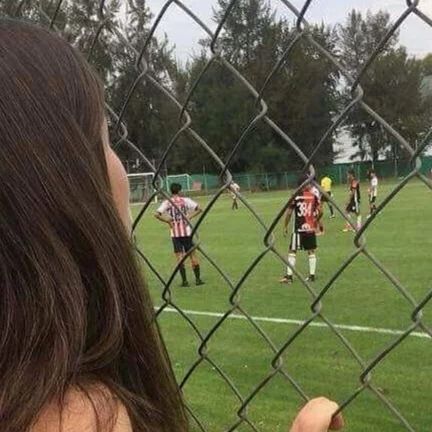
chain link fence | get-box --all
[124,155,432,195]
[5,0,432,430]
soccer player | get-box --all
[320,174,335,218]
[311,180,325,235]
[343,169,361,232]
[155,183,204,287]
[230,181,240,210]
[367,169,378,217]
[279,176,322,284]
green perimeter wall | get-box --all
[168,156,432,192]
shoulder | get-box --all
[157,199,170,211]
[184,197,198,207]
[311,187,320,198]
[32,386,132,432]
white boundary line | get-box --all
[160,307,430,339]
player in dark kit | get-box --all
[279,176,322,284]
[343,169,361,232]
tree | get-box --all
[361,48,430,161]
[183,0,340,174]
[339,9,399,77]
[338,9,431,163]
[268,24,340,168]
[0,0,24,15]
[61,0,120,80]
[211,0,276,68]
[421,53,432,77]
[106,0,180,173]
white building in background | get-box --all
[421,75,432,98]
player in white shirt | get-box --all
[155,183,204,287]
[230,181,240,210]
[367,169,378,217]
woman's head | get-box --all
[0,19,187,431]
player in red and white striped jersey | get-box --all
[229,181,240,210]
[155,183,204,287]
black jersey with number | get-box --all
[290,190,320,233]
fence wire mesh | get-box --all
[5,0,432,430]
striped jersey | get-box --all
[290,189,320,233]
[230,182,240,198]
[350,179,361,203]
[157,196,199,238]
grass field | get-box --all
[133,180,431,432]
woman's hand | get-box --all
[290,398,344,432]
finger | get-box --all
[329,413,344,430]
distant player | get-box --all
[155,183,204,287]
[279,176,322,284]
[320,174,335,218]
[343,169,361,232]
[367,169,378,217]
[230,181,240,210]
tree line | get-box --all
[4,0,432,174]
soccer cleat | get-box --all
[279,275,293,284]
[330,214,336,219]
[195,279,205,286]
[181,280,190,287]
[342,227,354,232]
[306,275,316,282]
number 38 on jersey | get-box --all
[290,191,320,233]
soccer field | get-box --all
[133,180,431,432]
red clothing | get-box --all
[290,190,320,233]
[157,196,198,237]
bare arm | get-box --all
[154,212,173,225]
[188,206,202,220]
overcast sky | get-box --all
[148,0,432,62]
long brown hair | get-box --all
[0,19,187,432]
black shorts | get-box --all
[321,191,332,202]
[346,200,360,214]
[290,232,317,251]
[172,236,194,254]
[369,195,377,204]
